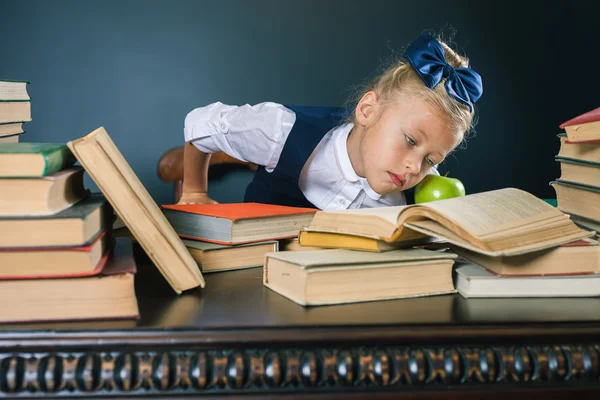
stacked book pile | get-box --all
[551,106,600,234]
[161,202,317,273]
[0,142,139,323]
[0,79,30,143]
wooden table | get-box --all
[1,243,599,398]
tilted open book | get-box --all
[305,188,595,257]
[67,127,205,294]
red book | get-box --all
[0,230,108,279]
[161,202,317,245]
[0,237,139,324]
[559,106,600,143]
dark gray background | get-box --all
[1,0,598,205]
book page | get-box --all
[318,205,407,226]
[410,188,565,237]
[404,220,591,256]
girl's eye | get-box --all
[425,157,436,167]
[405,135,416,146]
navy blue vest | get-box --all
[243,105,415,208]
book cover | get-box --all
[560,107,600,127]
[551,179,600,193]
[0,230,110,280]
[182,238,278,252]
[162,202,317,245]
[265,248,457,270]
[67,126,205,293]
[556,157,600,168]
[455,263,600,298]
[298,229,437,252]
[161,202,317,221]
[0,143,77,177]
[559,107,600,143]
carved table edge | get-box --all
[0,344,598,396]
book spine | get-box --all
[42,147,76,176]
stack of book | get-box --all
[551,106,600,234]
[447,108,600,298]
[268,188,598,304]
[0,143,139,323]
[0,79,30,143]
[161,202,317,273]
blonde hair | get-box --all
[345,33,477,147]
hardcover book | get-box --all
[0,167,89,216]
[182,239,278,273]
[0,237,139,323]
[0,143,77,177]
[559,107,600,143]
[162,202,317,245]
[0,194,111,248]
[67,127,205,293]
[455,263,600,298]
[264,248,457,306]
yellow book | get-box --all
[298,230,436,252]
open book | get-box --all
[305,188,594,257]
[67,127,204,293]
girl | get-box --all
[179,32,482,210]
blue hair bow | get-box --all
[403,32,483,111]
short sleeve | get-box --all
[184,102,296,170]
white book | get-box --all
[455,262,600,298]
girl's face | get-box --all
[354,91,461,196]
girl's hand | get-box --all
[177,191,219,205]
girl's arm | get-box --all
[178,142,218,204]
[179,101,295,205]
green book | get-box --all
[556,157,600,188]
[0,143,77,177]
[0,193,111,248]
[551,179,600,193]
[556,156,600,168]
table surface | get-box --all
[1,243,599,398]
[1,242,599,336]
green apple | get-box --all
[414,174,466,203]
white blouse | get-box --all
[184,102,438,210]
